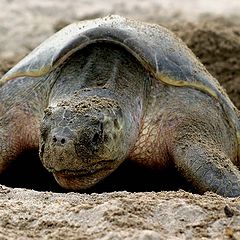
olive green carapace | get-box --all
[0,15,240,196]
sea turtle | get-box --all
[0,15,240,196]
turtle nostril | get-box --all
[52,136,66,144]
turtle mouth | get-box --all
[46,159,118,190]
[46,159,116,176]
[51,160,114,177]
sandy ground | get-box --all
[0,0,240,239]
[1,186,240,240]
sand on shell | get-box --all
[0,0,240,239]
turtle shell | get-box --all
[1,15,239,150]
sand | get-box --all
[1,186,240,240]
[0,0,240,239]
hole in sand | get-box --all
[0,150,194,193]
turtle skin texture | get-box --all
[0,20,240,196]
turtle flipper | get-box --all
[173,141,240,197]
[0,105,39,173]
[0,127,19,173]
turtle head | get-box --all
[40,93,142,190]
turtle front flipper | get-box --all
[173,140,240,197]
[0,104,40,173]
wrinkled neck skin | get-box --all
[39,43,150,190]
